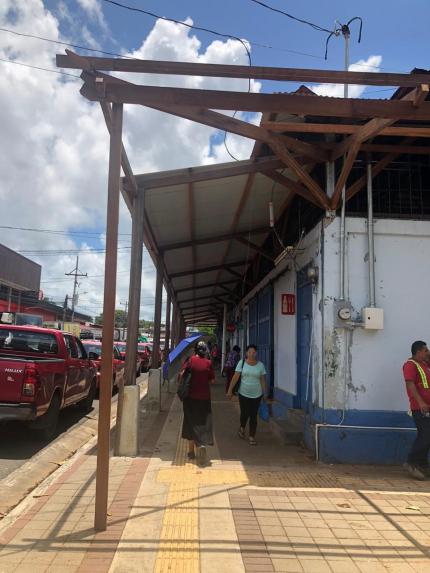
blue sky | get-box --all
[47,0,430,88]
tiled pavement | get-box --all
[1,379,430,573]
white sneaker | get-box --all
[405,463,427,481]
[196,445,207,467]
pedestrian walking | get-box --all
[403,340,430,480]
[180,341,215,466]
[227,344,266,446]
[224,345,241,393]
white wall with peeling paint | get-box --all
[323,216,430,413]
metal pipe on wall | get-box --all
[367,161,376,307]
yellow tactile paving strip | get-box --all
[154,425,342,572]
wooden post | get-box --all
[152,257,163,369]
[171,300,178,347]
[164,289,171,353]
[124,191,144,386]
[114,190,144,456]
[94,102,123,532]
[221,303,228,371]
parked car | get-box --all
[115,341,141,376]
[0,325,98,439]
[137,342,152,373]
[81,340,125,395]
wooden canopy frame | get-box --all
[57,50,430,531]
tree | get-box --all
[196,325,215,336]
[95,309,128,328]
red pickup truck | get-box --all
[81,339,125,393]
[0,325,98,439]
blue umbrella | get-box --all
[162,333,204,380]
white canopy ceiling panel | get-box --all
[193,176,248,237]
[145,184,190,245]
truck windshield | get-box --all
[0,330,58,354]
[82,344,101,357]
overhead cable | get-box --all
[247,0,332,33]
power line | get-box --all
[0,56,80,78]
[100,0,324,59]
[0,224,132,236]
[247,0,332,33]
[0,26,138,60]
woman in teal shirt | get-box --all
[227,344,266,445]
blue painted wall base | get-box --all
[272,387,418,465]
[316,425,416,465]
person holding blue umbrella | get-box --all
[180,340,216,466]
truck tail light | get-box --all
[22,366,40,398]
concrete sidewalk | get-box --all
[1,378,430,573]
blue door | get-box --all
[248,298,258,347]
[257,286,273,394]
[296,280,313,410]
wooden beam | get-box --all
[346,138,415,202]
[331,143,361,209]
[224,267,254,285]
[178,293,231,304]
[160,226,269,252]
[262,170,321,207]
[267,135,330,209]
[182,309,220,317]
[170,260,248,279]
[331,118,397,161]
[278,134,329,163]
[261,122,430,137]
[360,143,430,154]
[331,85,429,162]
[80,78,430,120]
[180,302,223,312]
[57,54,430,87]
[217,285,240,298]
[134,156,285,189]
[413,84,430,107]
[175,279,240,294]
[148,103,269,143]
[235,236,274,262]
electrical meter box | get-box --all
[362,307,384,330]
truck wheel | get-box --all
[38,394,60,441]
[80,378,97,413]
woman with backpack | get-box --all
[179,340,215,466]
[224,345,241,393]
[227,344,266,446]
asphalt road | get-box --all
[0,398,102,481]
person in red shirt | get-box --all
[403,340,430,480]
[180,341,215,466]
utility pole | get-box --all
[120,300,128,339]
[65,256,87,322]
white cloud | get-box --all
[76,0,108,33]
[0,2,260,319]
[311,55,382,98]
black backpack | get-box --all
[177,357,192,401]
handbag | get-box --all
[258,400,270,422]
[232,359,245,395]
[177,358,192,401]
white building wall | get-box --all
[273,223,323,404]
[323,216,430,414]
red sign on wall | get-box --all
[281,294,296,315]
